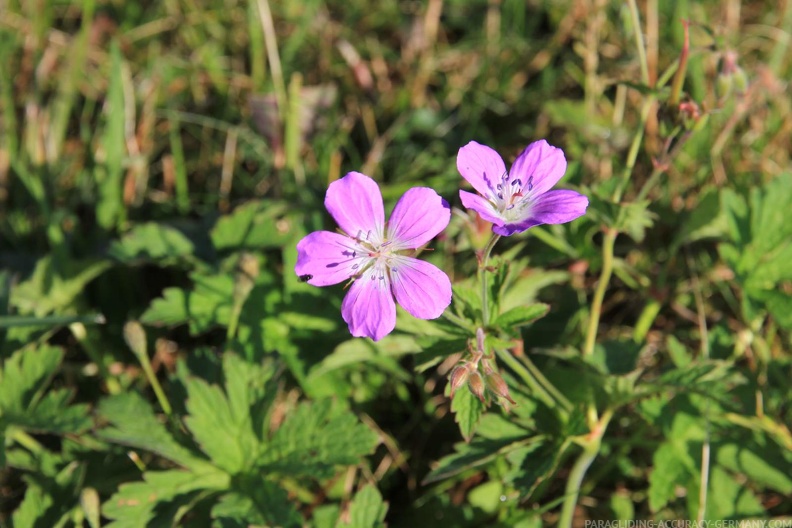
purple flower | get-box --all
[457,139,589,236]
[295,172,452,341]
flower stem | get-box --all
[495,348,572,414]
[479,233,501,327]
[583,228,616,357]
[557,410,613,528]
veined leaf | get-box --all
[98,392,207,471]
[258,399,378,478]
[10,257,111,317]
[109,222,196,264]
[449,384,484,442]
[141,273,234,334]
[211,483,301,528]
[493,303,549,330]
[0,345,63,412]
[103,469,230,528]
[344,485,388,528]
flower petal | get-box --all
[492,189,588,236]
[295,231,367,286]
[390,257,452,320]
[388,188,450,249]
[325,172,385,241]
[341,268,396,341]
[527,189,589,225]
[456,141,506,197]
[508,140,567,197]
[459,190,505,226]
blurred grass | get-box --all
[0,0,791,524]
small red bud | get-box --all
[449,364,471,398]
[468,371,486,403]
[484,368,516,405]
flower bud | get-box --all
[449,364,471,398]
[123,321,147,359]
[483,367,516,405]
[468,370,486,403]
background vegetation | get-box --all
[0,0,791,526]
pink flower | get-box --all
[457,140,589,236]
[295,172,452,341]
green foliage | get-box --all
[1,0,791,525]
[99,352,378,526]
[720,174,792,329]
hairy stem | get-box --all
[479,233,501,327]
[583,228,616,357]
[558,411,613,528]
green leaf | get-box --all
[504,441,562,498]
[671,187,727,250]
[97,392,207,470]
[10,256,111,317]
[449,384,484,442]
[11,480,53,528]
[141,273,234,334]
[0,345,62,412]
[648,440,689,512]
[467,480,503,514]
[344,485,388,528]
[493,303,549,330]
[8,388,91,434]
[109,222,196,264]
[103,469,230,528]
[183,375,259,474]
[96,40,127,229]
[695,466,765,520]
[422,437,535,484]
[258,399,378,478]
[618,200,657,243]
[211,484,301,528]
[211,200,294,252]
[715,438,792,494]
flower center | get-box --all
[489,171,534,221]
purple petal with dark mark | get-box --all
[295,231,365,286]
[508,140,567,197]
[341,270,396,341]
[459,190,505,226]
[456,141,506,197]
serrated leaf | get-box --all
[344,485,388,528]
[103,469,230,528]
[183,375,259,474]
[715,438,792,494]
[97,392,207,470]
[10,256,111,317]
[697,466,765,520]
[422,437,535,485]
[0,345,62,412]
[504,440,560,498]
[493,304,549,330]
[648,441,689,512]
[258,399,378,478]
[618,200,657,243]
[211,484,301,528]
[11,480,53,528]
[8,388,91,434]
[141,273,234,334]
[109,222,196,264]
[449,384,484,442]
